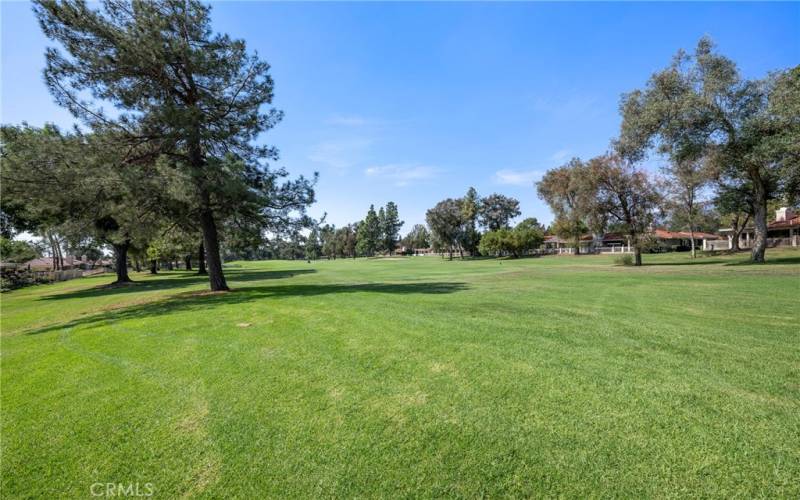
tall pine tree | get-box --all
[34,0,294,290]
[381,202,404,255]
[356,205,381,257]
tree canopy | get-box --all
[618,37,799,262]
[33,0,315,289]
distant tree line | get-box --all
[1,13,796,278]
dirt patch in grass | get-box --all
[177,399,210,437]
[181,453,220,498]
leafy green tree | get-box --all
[146,238,168,274]
[618,37,799,262]
[479,194,521,231]
[516,217,545,233]
[320,224,337,259]
[588,154,661,266]
[479,221,544,258]
[511,220,545,255]
[537,159,598,254]
[660,158,714,257]
[426,199,464,260]
[715,180,753,251]
[34,0,315,289]
[0,237,40,264]
[550,217,588,254]
[338,224,357,259]
[665,202,719,235]
[1,124,165,283]
[478,229,510,257]
[401,224,430,255]
[305,226,321,260]
[459,187,481,255]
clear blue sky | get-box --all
[2,1,798,230]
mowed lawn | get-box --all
[1,250,799,498]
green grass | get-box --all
[2,250,799,497]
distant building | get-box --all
[715,207,799,249]
[544,229,717,254]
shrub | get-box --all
[479,223,544,258]
[614,254,634,266]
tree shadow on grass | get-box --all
[641,259,727,266]
[724,255,800,266]
[39,269,317,301]
[640,254,800,267]
[26,281,468,336]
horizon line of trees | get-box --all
[2,14,797,277]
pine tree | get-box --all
[356,205,381,256]
[33,0,308,290]
[381,202,404,255]
[305,226,321,260]
[377,206,387,253]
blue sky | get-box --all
[2,2,798,230]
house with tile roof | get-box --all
[544,228,719,255]
[714,207,800,250]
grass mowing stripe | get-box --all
[1,249,798,497]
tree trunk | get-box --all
[150,260,158,274]
[689,226,696,258]
[185,255,192,271]
[730,216,742,252]
[751,183,768,263]
[56,238,64,270]
[112,242,132,283]
[631,232,642,266]
[197,242,207,275]
[48,234,59,270]
[199,208,229,291]
[167,261,173,271]
[134,258,141,273]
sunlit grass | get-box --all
[2,249,799,497]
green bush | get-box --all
[479,223,544,258]
[614,254,634,266]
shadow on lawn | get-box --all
[39,269,317,301]
[724,255,800,266]
[641,259,727,266]
[638,254,800,267]
[27,281,468,336]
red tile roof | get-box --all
[768,214,800,230]
[653,229,719,240]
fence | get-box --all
[595,246,632,254]
[32,269,84,282]
[1,267,105,292]
[704,240,731,251]
[767,237,794,247]
[710,236,798,250]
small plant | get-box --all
[614,254,634,266]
